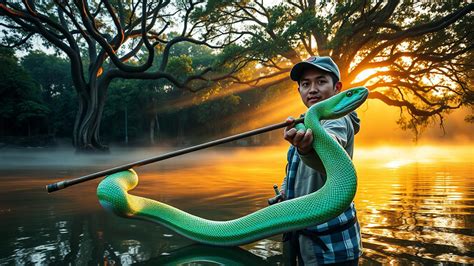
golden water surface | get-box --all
[0,145,472,264]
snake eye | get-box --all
[346,91,353,97]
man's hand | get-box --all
[283,117,313,155]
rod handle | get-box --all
[46,181,67,193]
[273,184,280,196]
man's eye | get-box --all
[318,80,326,84]
[301,83,309,87]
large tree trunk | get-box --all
[73,84,108,152]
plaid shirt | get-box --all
[284,145,363,264]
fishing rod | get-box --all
[46,117,304,193]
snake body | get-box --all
[97,86,369,246]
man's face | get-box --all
[298,67,342,108]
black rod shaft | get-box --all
[46,117,304,193]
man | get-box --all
[280,56,362,265]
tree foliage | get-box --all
[0,48,49,137]
[192,1,474,135]
[1,1,472,146]
[0,0,241,151]
[0,47,256,145]
[21,51,77,137]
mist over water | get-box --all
[0,146,211,169]
[0,145,472,264]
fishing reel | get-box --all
[268,184,284,205]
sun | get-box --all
[353,67,389,84]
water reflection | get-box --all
[354,145,474,264]
[134,244,281,265]
[0,145,472,264]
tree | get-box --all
[101,40,218,145]
[0,48,49,137]
[0,0,242,151]
[21,51,77,138]
[193,1,474,135]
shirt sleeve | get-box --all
[299,117,349,171]
[298,151,325,173]
[321,117,349,147]
[280,147,294,196]
[280,162,288,195]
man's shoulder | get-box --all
[321,116,349,129]
[322,111,358,130]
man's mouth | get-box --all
[307,96,321,103]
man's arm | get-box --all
[298,150,326,174]
[298,118,349,172]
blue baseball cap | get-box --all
[290,56,341,81]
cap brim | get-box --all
[290,62,332,81]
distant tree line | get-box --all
[0,47,287,147]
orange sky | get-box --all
[218,83,474,146]
[356,100,474,146]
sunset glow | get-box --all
[353,67,390,84]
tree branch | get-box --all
[380,3,474,41]
[369,91,462,117]
[0,31,34,48]
[103,0,124,49]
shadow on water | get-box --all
[135,244,281,265]
[0,145,473,264]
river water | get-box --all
[0,145,472,265]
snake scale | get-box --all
[97,86,369,246]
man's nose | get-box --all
[308,84,319,93]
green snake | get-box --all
[97,86,369,246]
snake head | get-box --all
[310,86,369,120]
